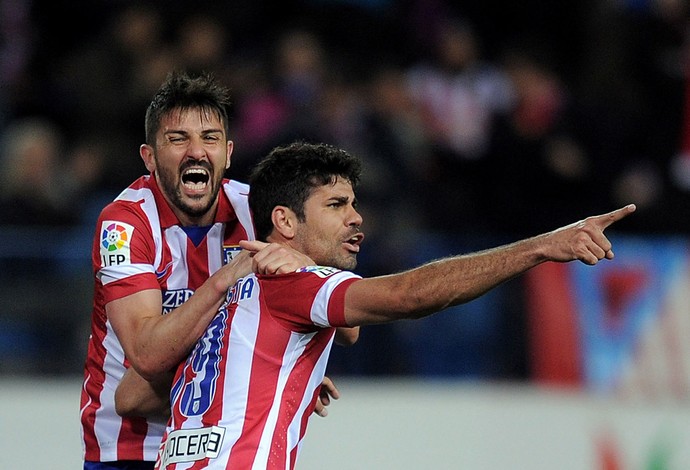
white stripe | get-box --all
[207,223,224,274]
[117,185,164,269]
[287,342,335,461]
[210,281,263,466]
[310,271,361,327]
[94,322,127,461]
[252,330,317,470]
[289,335,333,459]
[98,263,154,285]
[225,180,255,241]
[165,226,189,288]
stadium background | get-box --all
[1,0,690,468]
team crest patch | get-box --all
[223,245,242,265]
[100,221,134,267]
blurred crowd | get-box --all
[1,0,690,376]
[2,0,690,237]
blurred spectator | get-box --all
[50,4,175,189]
[355,66,428,250]
[173,13,233,77]
[483,50,597,235]
[406,18,515,160]
[404,17,515,232]
[0,0,34,128]
[574,0,688,232]
[231,29,336,179]
[62,137,111,226]
[0,117,76,226]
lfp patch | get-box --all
[297,266,341,278]
[223,245,242,265]
[100,221,134,267]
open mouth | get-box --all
[181,167,210,192]
[343,232,365,253]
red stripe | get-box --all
[327,278,360,326]
[116,416,147,459]
[270,329,334,470]
[227,306,292,468]
[524,263,582,386]
[80,324,108,461]
[187,237,210,288]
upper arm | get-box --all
[106,288,163,363]
[343,276,412,326]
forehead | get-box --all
[160,107,224,130]
[307,177,354,201]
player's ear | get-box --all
[272,206,296,240]
[225,140,233,170]
[140,144,156,173]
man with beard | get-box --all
[116,141,635,469]
[79,72,357,470]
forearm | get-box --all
[140,276,229,374]
[115,367,172,418]
[411,236,547,309]
[345,235,546,324]
[335,326,360,346]
[113,259,247,380]
[136,266,239,379]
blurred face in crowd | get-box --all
[140,107,232,226]
[287,177,364,271]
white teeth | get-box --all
[183,168,208,176]
[184,182,207,190]
[182,168,209,191]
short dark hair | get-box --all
[249,141,362,241]
[144,70,231,145]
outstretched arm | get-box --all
[342,204,636,325]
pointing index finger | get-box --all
[239,239,269,254]
[594,204,636,229]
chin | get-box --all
[183,200,214,218]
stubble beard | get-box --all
[158,167,222,220]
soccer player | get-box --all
[80,73,356,470]
[117,141,635,469]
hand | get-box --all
[547,204,636,265]
[239,240,314,274]
[313,376,340,417]
[213,249,254,291]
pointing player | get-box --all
[80,73,357,470]
[115,141,635,469]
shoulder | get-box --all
[97,182,156,242]
[262,267,361,289]
[98,196,151,227]
[295,266,360,280]
[222,179,250,197]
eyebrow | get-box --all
[327,195,358,207]
[163,128,224,136]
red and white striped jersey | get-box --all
[80,174,255,463]
[156,266,361,470]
